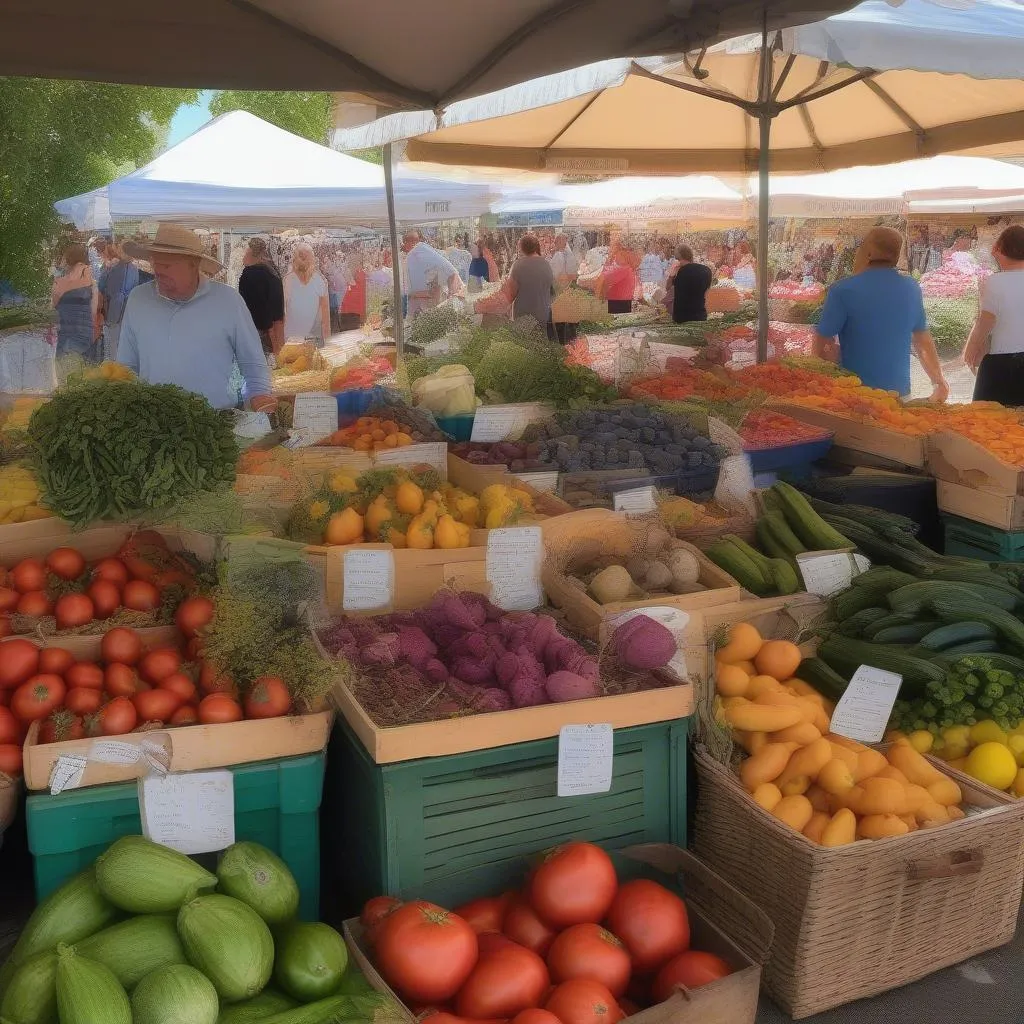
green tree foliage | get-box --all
[0,79,196,297]
[209,90,333,143]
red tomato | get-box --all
[0,706,20,744]
[10,674,66,722]
[605,881,690,974]
[651,951,731,1002]
[10,559,46,594]
[65,687,103,716]
[105,663,143,698]
[159,673,197,704]
[38,648,75,676]
[422,1015,505,1024]
[65,662,104,691]
[455,941,549,1020]
[134,688,182,723]
[199,662,238,698]
[197,693,243,724]
[0,638,41,689]
[478,932,520,956]
[455,894,514,935]
[45,548,86,581]
[87,580,121,620]
[528,843,618,929]
[123,580,160,613]
[39,712,85,744]
[139,648,181,684]
[101,627,143,665]
[0,588,20,613]
[361,896,403,945]
[511,1011,563,1024]
[545,980,624,1024]
[98,696,137,736]
[503,897,557,957]
[243,676,291,720]
[92,558,130,586]
[0,689,7,707]
[175,595,215,638]
[17,591,52,618]
[374,900,479,1003]
[169,704,198,727]
[54,593,95,630]
[547,924,631,997]
[0,743,23,777]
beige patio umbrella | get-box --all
[335,0,1024,358]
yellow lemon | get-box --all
[943,724,972,747]
[907,730,934,754]
[1013,769,1024,799]
[969,720,1007,747]
[965,741,1018,791]
[1010,722,1024,739]
[1008,735,1024,767]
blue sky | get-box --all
[167,90,214,146]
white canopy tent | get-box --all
[53,112,501,231]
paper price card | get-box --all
[487,527,543,611]
[517,471,559,494]
[613,486,657,514]
[471,403,552,443]
[343,549,395,612]
[233,411,272,439]
[797,551,870,597]
[291,393,339,443]
[140,770,235,855]
[707,416,745,455]
[830,665,903,743]
[374,442,448,474]
[558,724,614,797]
[49,754,87,795]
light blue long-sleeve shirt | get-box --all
[117,278,271,409]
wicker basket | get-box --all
[692,747,1024,1018]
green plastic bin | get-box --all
[942,513,1024,562]
[321,717,688,918]
[26,753,325,919]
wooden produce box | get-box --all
[936,479,1024,531]
[769,402,926,468]
[16,630,332,792]
[343,844,772,1024]
[693,748,1024,1018]
[926,429,1024,496]
[447,453,573,526]
[541,509,741,646]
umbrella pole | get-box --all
[756,112,770,364]
[383,141,405,362]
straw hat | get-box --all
[124,224,223,275]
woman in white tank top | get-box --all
[964,226,1024,405]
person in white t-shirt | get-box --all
[548,235,579,290]
[284,242,330,345]
[402,230,463,317]
[964,225,1024,405]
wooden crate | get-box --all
[926,430,1024,496]
[936,479,1024,531]
[769,402,926,468]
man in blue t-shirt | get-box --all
[812,227,948,401]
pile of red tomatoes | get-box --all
[0,531,197,637]
[359,842,732,1024]
[0,596,293,779]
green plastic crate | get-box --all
[26,753,324,920]
[942,513,1024,562]
[321,717,688,918]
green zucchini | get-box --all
[771,482,852,550]
[837,606,890,638]
[796,657,848,703]
[872,621,941,644]
[940,639,1000,656]
[919,622,999,651]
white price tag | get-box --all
[558,724,614,797]
[343,549,395,612]
[517,471,559,493]
[140,770,235,855]
[471,406,524,443]
[714,454,757,515]
[707,417,745,455]
[830,665,903,743]
[88,740,144,766]
[291,393,339,443]
[613,486,657,514]
[374,442,448,474]
[797,551,870,597]
[608,606,690,680]
[48,754,87,795]
[233,412,272,439]
[486,527,543,611]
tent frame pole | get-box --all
[756,16,772,365]
[383,142,405,362]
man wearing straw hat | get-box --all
[119,225,275,412]
[812,227,948,402]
